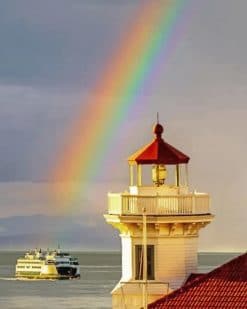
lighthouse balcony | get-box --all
[108,192,210,216]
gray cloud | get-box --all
[0,214,119,250]
[0,85,83,180]
[0,0,140,88]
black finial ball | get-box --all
[153,123,164,137]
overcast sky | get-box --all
[0,0,246,251]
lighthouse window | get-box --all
[135,245,155,280]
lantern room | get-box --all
[128,122,190,196]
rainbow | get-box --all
[51,0,193,211]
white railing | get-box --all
[108,193,210,215]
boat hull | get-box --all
[15,273,80,280]
[16,263,80,280]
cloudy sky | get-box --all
[0,0,246,251]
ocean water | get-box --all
[0,251,240,309]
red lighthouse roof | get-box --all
[128,123,190,165]
[149,252,247,309]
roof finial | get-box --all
[153,114,164,139]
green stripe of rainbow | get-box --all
[51,0,192,211]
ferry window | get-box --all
[135,245,155,280]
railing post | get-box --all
[192,193,196,214]
[121,195,125,215]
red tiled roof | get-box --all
[149,252,247,309]
[128,123,190,165]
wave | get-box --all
[0,277,17,281]
[80,265,120,268]
[0,296,111,309]
[0,277,56,281]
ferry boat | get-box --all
[15,249,80,279]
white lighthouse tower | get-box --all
[104,122,214,309]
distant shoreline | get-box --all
[0,250,244,254]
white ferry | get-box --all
[15,249,80,279]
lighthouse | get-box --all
[104,122,214,309]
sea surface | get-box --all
[0,251,240,309]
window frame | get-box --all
[135,244,155,280]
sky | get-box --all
[0,0,246,251]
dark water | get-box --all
[0,251,240,309]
